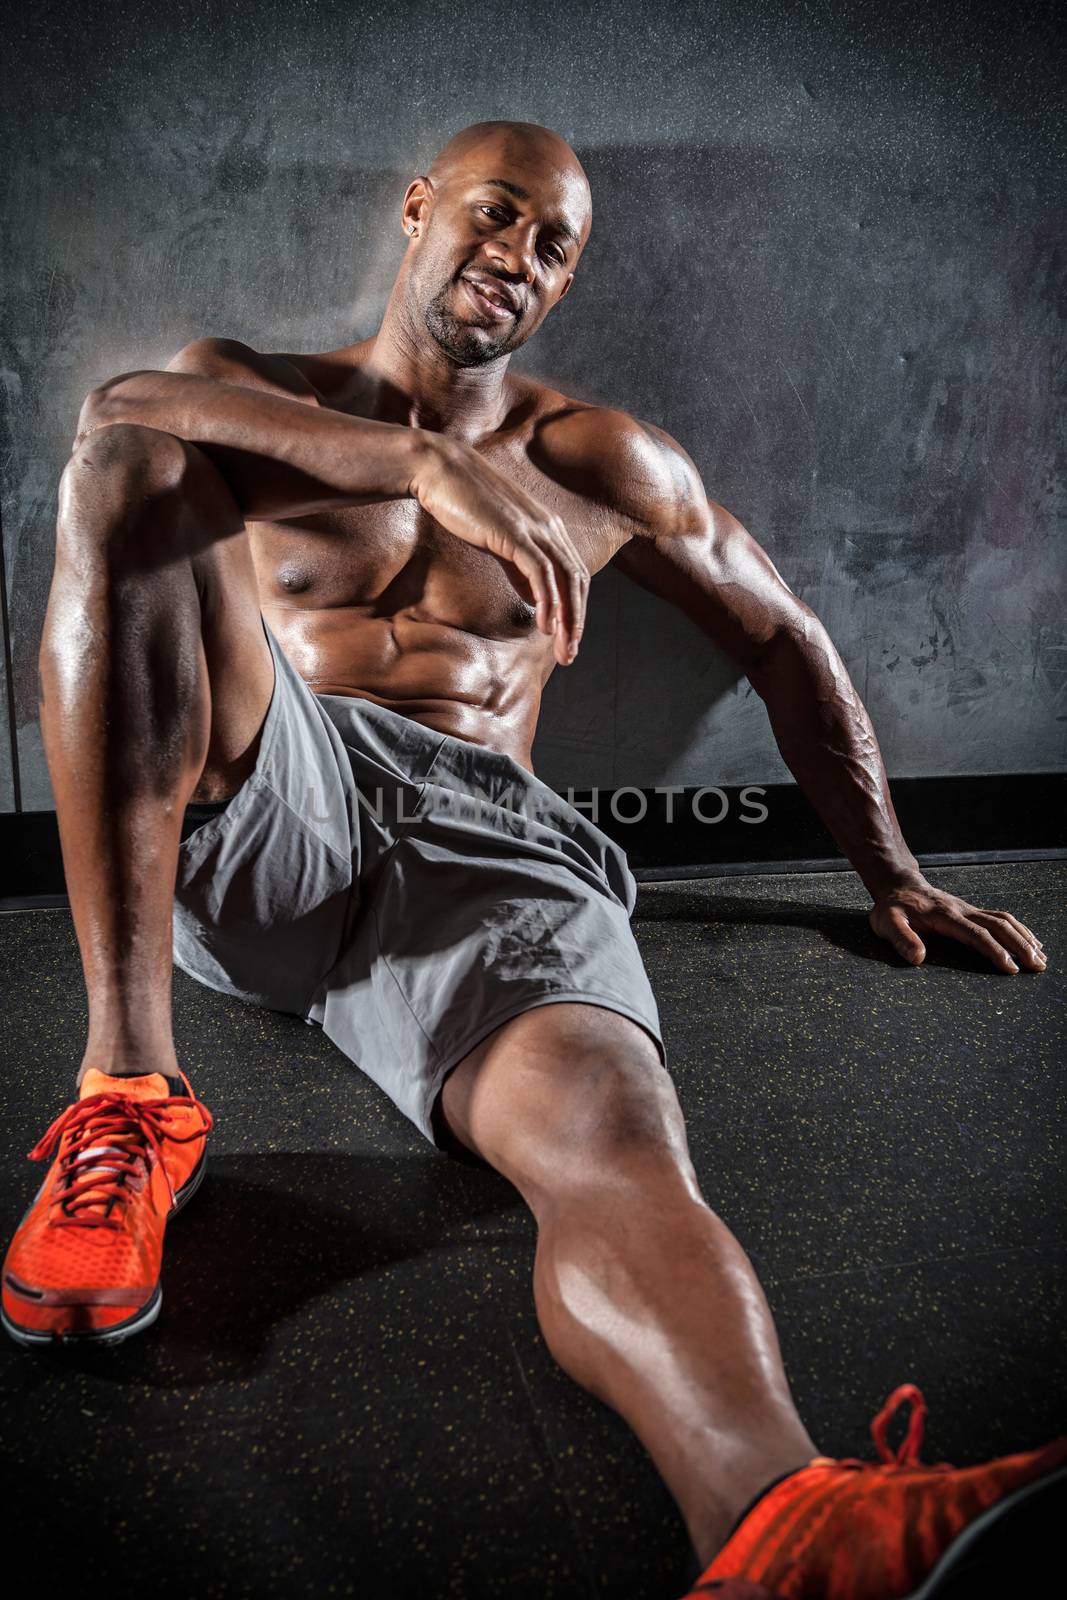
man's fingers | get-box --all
[574,564,589,653]
[557,550,589,663]
[880,904,926,965]
[875,893,1046,974]
[920,909,1020,973]
[984,909,1043,952]
[496,536,577,664]
[509,537,561,637]
[537,549,562,635]
[431,446,586,657]
[538,514,587,662]
[476,469,587,659]
[969,910,1046,971]
[491,512,587,664]
[530,522,588,663]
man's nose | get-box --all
[485,227,537,281]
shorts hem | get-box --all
[419,988,666,1149]
[172,944,313,1017]
[172,947,247,1006]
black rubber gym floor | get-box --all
[1,861,1064,1597]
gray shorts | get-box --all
[173,615,666,1150]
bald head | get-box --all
[425,120,592,251]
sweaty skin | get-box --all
[34,119,1049,1574]
[76,117,1046,977]
[234,363,622,775]
[82,122,609,774]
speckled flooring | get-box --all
[1,861,1064,1597]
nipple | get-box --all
[277,562,312,594]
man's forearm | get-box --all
[77,371,429,521]
[749,618,923,899]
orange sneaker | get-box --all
[683,1384,1067,1600]
[2,1067,213,1347]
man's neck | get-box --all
[359,300,513,443]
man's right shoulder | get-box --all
[165,336,324,405]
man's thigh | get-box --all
[62,423,273,805]
[184,444,275,801]
[173,614,358,1017]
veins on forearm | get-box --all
[754,621,919,886]
[784,630,886,798]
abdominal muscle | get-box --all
[260,598,547,774]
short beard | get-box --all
[423,276,520,367]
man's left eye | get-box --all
[479,207,564,266]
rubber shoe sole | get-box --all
[0,1149,207,1349]
[696,1463,1067,1599]
[904,1461,1067,1598]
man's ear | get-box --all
[401,175,433,237]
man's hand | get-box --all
[869,878,1046,973]
[410,434,589,667]
[76,347,590,660]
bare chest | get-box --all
[247,433,627,642]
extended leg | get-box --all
[40,423,274,1086]
[437,1002,818,1569]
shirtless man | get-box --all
[4,120,1062,1598]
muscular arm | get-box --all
[591,409,1044,973]
[74,338,428,522]
[617,479,922,899]
[74,338,590,664]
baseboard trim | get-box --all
[1,773,1064,904]
[632,846,1067,885]
[5,847,1064,914]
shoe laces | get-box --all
[27,1088,214,1230]
[831,1383,956,1473]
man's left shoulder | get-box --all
[532,397,702,531]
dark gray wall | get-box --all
[0,602,12,812]
[3,0,1064,807]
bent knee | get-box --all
[487,1024,692,1202]
[59,424,242,559]
[558,1050,688,1166]
[63,423,190,504]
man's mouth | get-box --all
[461,276,518,321]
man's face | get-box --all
[409,146,590,367]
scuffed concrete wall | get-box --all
[2,0,1063,806]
